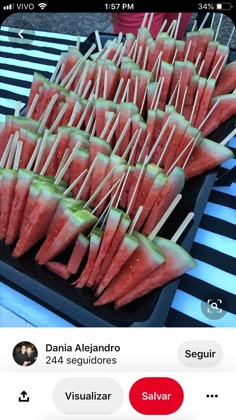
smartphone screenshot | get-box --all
[0,1,235,419]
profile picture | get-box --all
[12,341,38,367]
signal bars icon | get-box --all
[3,3,14,9]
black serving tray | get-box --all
[0,33,235,327]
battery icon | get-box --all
[216,3,233,9]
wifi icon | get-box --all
[38,2,47,9]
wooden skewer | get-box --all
[150,79,161,109]
[148,193,182,241]
[54,141,81,185]
[83,166,118,209]
[77,98,94,129]
[63,169,88,196]
[68,101,82,127]
[171,48,178,66]
[13,141,23,171]
[156,19,167,39]
[115,167,130,208]
[103,69,108,99]
[182,133,201,170]
[33,130,49,173]
[106,112,120,144]
[166,136,196,175]
[132,38,139,62]
[140,78,150,115]
[38,94,59,134]
[128,205,144,235]
[198,12,210,31]
[98,38,117,61]
[171,212,194,243]
[91,177,122,215]
[195,52,202,70]
[175,71,183,110]
[197,98,221,130]
[180,85,188,115]
[210,12,215,28]
[198,60,205,76]
[26,93,39,118]
[64,45,96,91]
[142,46,149,71]
[151,50,162,75]
[147,114,172,163]
[167,20,177,37]
[55,148,70,178]
[126,156,148,215]
[77,61,90,96]
[208,54,223,79]
[133,75,139,104]
[141,13,149,28]
[184,40,192,61]
[6,131,20,169]
[136,46,143,66]
[76,34,80,50]
[14,101,21,117]
[227,26,235,47]
[121,78,131,103]
[39,132,63,176]
[50,55,63,82]
[48,102,68,135]
[113,77,124,102]
[112,42,123,64]
[127,39,137,58]
[137,132,151,163]
[76,156,98,200]
[85,104,96,132]
[214,55,227,81]
[157,124,176,167]
[191,20,197,32]
[174,13,182,39]
[26,139,41,171]
[112,118,132,155]
[127,129,142,164]
[147,13,154,31]
[215,13,223,41]
[121,128,139,160]
[153,76,164,110]
[94,65,102,99]
[117,32,123,44]
[89,120,96,140]
[189,90,199,125]
[95,31,103,52]
[168,80,180,105]
[0,134,14,168]
[100,112,115,139]
[55,63,65,84]
[116,41,127,67]
[220,127,236,146]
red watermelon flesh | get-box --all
[183,75,199,120]
[201,41,218,78]
[95,98,117,138]
[196,28,214,64]
[74,59,96,97]
[159,61,174,110]
[210,44,229,79]
[69,148,90,198]
[67,233,89,275]
[89,152,110,208]
[115,102,138,156]
[131,163,162,217]
[26,72,47,115]
[169,61,184,104]
[95,212,131,290]
[115,236,197,308]
[195,78,215,128]
[213,61,236,96]
[56,126,74,168]
[116,57,139,103]
[119,165,135,210]
[103,60,120,100]
[144,110,158,158]
[142,167,185,236]
[96,233,139,296]
[175,40,185,62]
[183,32,199,63]
[164,117,189,173]
[127,163,146,216]
[135,27,152,68]
[191,77,207,127]
[162,38,176,64]
[201,94,236,137]
[13,185,64,257]
[176,61,195,113]
[147,82,159,110]
[135,172,168,232]
[153,112,180,166]
[184,138,234,179]
[125,33,136,56]
[173,125,200,169]
[61,92,82,126]
[45,261,71,280]
[73,228,103,289]
[68,130,89,151]
[61,47,83,82]
[18,129,40,169]
[147,32,168,72]
[130,114,147,164]
[36,208,97,265]
[87,207,123,288]
[44,84,68,127]
[95,231,165,306]
[0,169,18,239]
[128,69,153,113]
[89,136,112,166]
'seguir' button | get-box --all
[53,377,123,415]
[129,377,184,415]
[178,341,223,368]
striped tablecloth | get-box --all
[0,26,235,327]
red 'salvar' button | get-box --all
[129,377,184,415]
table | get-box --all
[0,25,235,327]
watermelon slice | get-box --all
[142,167,185,236]
[213,61,236,96]
[115,236,197,308]
[125,33,136,56]
[162,38,176,64]
[183,75,199,120]
[95,212,131,290]
[175,40,185,62]
[94,232,165,306]
[200,41,218,78]
[184,138,234,179]
[87,207,123,288]
[115,102,138,156]
[176,61,195,113]
[195,28,214,66]
[89,152,110,208]
[128,68,153,113]
[89,137,112,166]
[67,233,89,275]
[135,172,168,232]
[36,208,97,265]
[47,197,84,235]
[45,261,71,280]
[201,94,236,137]
[0,169,18,239]
[61,47,83,83]
[18,129,41,169]
[61,92,83,127]
[69,148,90,198]
[95,98,117,138]
[209,44,229,79]
[130,114,147,164]
[159,61,174,111]
[163,117,189,173]
[135,27,152,68]
[195,78,215,128]
[96,233,139,296]
[26,72,47,116]
[73,228,103,289]
[115,57,139,103]
[127,162,146,215]
[173,125,200,169]
[191,77,207,127]
[183,31,199,63]
[12,184,64,257]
